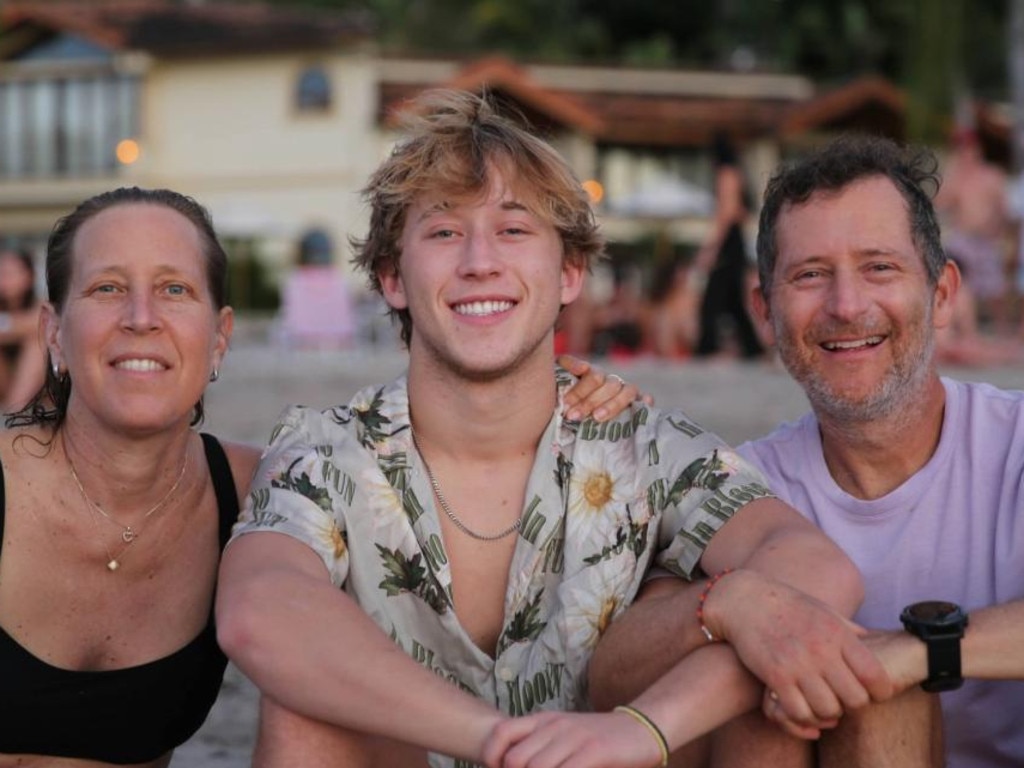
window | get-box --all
[0,33,140,180]
[0,72,139,179]
[295,65,332,112]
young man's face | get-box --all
[753,175,957,422]
[381,165,584,380]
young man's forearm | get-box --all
[217,533,502,762]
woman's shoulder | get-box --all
[0,427,59,498]
[0,425,56,462]
[211,437,262,502]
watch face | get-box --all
[900,601,967,693]
[907,600,962,624]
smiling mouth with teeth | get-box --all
[453,300,515,317]
[115,359,166,372]
[821,336,884,351]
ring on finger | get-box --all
[607,373,625,389]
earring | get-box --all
[52,360,61,377]
[209,368,220,383]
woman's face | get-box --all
[0,251,34,308]
[44,203,233,436]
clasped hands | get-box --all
[699,569,910,739]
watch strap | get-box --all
[922,634,963,692]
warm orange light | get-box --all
[582,179,604,205]
[116,139,141,165]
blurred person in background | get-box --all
[276,229,357,350]
[936,129,1013,331]
[590,262,648,359]
[0,248,46,411]
[1004,164,1024,336]
[935,270,1024,366]
[646,255,699,360]
[692,132,765,361]
[555,281,597,357]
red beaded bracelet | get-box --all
[697,568,735,642]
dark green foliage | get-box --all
[263,0,1008,101]
[224,237,280,312]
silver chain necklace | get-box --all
[412,432,522,542]
[64,435,191,571]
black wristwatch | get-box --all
[899,600,969,692]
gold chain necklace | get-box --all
[64,437,191,571]
[411,432,521,542]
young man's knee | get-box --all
[709,711,812,768]
[817,689,944,768]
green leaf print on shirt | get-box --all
[272,457,332,512]
[376,544,451,614]
[497,588,546,654]
[661,449,730,508]
[581,504,649,565]
[354,387,403,449]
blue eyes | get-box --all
[90,283,191,296]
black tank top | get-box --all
[0,433,239,764]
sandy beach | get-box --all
[170,323,1024,767]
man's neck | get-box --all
[816,374,946,501]
[406,352,558,465]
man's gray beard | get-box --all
[794,333,936,427]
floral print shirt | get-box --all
[232,372,772,768]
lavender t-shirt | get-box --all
[739,378,1024,768]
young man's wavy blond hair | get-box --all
[350,88,605,346]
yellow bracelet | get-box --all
[613,704,669,767]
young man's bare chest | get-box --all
[428,455,533,656]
